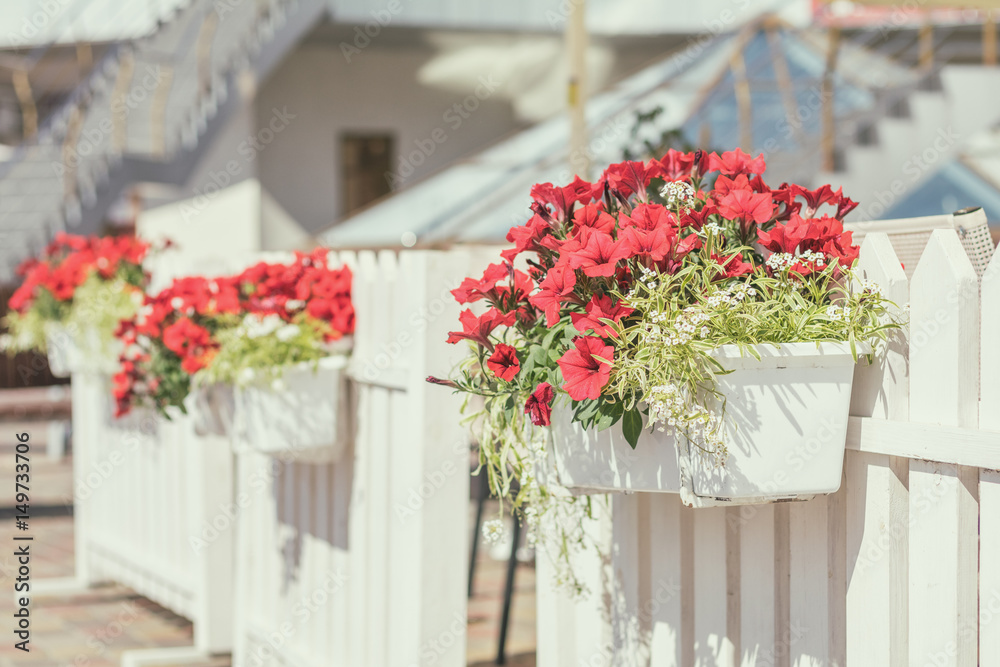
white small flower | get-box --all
[659,180,696,208]
[285,299,306,311]
[275,324,300,342]
[483,518,504,545]
[170,297,185,309]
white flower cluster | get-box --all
[705,282,755,309]
[660,180,695,209]
[703,221,724,235]
[241,313,301,342]
[858,279,882,297]
[825,305,850,322]
[764,250,826,272]
[646,383,727,465]
[482,518,504,545]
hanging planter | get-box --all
[427,148,902,589]
[551,342,863,505]
[187,382,235,437]
[3,233,153,378]
[45,324,121,378]
[111,249,356,429]
[231,354,351,463]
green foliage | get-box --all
[199,313,334,387]
[4,274,141,359]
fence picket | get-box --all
[348,249,378,667]
[738,504,774,667]
[981,244,1000,430]
[907,229,980,667]
[982,471,1000,664]
[845,452,908,667]
[850,233,909,420]
[692,508,734,667]
[910,228,979,429]
[648,494,684,667]
[612,494,646,660]
[536,504,613,667]
[788,498,829,667]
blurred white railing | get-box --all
[40,372,236,666]
[536,222,1000,667]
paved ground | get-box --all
[0,442,537,666]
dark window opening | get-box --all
[341,133,394,216]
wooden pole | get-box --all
[822,25,841,173]
[919,14,934,71]
[984,10,997,66]
[76,43,92,81]
[567,0,589,178]
[730,48,753,153]
[12,69,37,140]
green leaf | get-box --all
[622,407,642,449]
[595,400,624,431]
[542,324,562,350]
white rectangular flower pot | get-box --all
[187,383,235,437]
[231,355,351,464]
[551,342,864,506]
[45,324,119,378]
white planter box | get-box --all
[46,324,118,378]
[551,342,863,506]
[231,355,351,464]
[188,383,235,437]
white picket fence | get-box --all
[230,249,472,667]
[536,227,1000,667]
[36,371,236,665]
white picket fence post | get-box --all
[908,230,979,667]
[534,225,1000,667]
[980,247,1000,665]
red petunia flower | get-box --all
[502,214,551,262]
[599,160,656,201]
[620,225,674,263]
[161,316,217,374]
[716,187,775,235]
[571,203,616,236]
[787,184,841,216]
[528,264,577,326]
[568,232,630,278]
[557,336,614,401]
[571,295,635,338]
[649,149,697,182]
[487,343,520,381]
[524,382,555,426]
[679,204,716,230]
[451,263,509,304]
[711,253,755,280]
[619,203,676,231]
[446,308,515,350]
[530,176,593,222]
[707,148,766,176]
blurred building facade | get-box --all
[0,0,998,281]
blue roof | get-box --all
[881,160,1000,225]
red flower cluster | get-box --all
[9,233,151,312]
[442,149,862,424]
[111,249,355,417]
